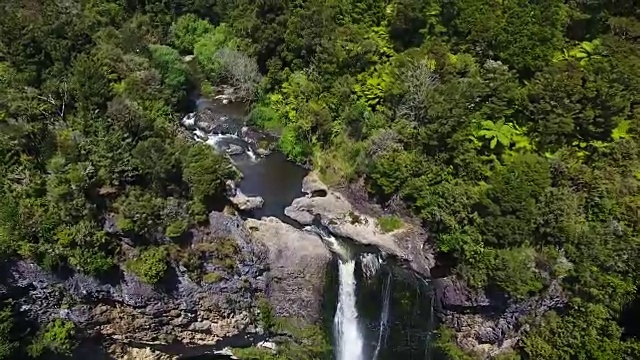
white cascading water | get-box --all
[303,226,364,360]
[181,113,260,163]
[335,259,364,360]
[373,272,392,360]
[361,252,381,279]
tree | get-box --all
[480,153,551,247]
[148,44,189,104]
[182,144,236,203]
[194,23,238,78]
[170,14,216,53]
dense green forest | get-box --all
[1,0,640,358]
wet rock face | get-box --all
[2,212,269,356]
[433,276,567,358]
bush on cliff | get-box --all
[27,319,75,357]
[126,247,169,285]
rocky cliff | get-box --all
[0,211,332,359]
[433,276,567,358]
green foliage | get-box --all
[490,248,545,299]
[165,219,188,238]
[115,188,165,236]
[234,321,331,360]
[202,272,223,284]
[182,144,236,202]
[194,24,239,80]
[27,319,75,357]
[249,105,282,132]
[377,215,403,233]
[126,246,168,285]
[480,154,551,247]
[170,14,216,53]
[522,304,640,359]
[3,0,640,356]
[257,297,276,333]
[448,0,569,72]
[0,304,16,359]
[433,326,473,360]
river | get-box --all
[181,96,435,359]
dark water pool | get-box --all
[235,152,307,221]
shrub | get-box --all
[490,247,545,298]
[202,272,223,283]
[182,144,236,202]
[165,219,188,238]
[209,237,239,271]
[433,326,473,360]
[257,297,275,332]
[126,246,168,284]
[377,215,403,233]
[27,319,75,357]
[0,304,16,358]
[248,105,282,132]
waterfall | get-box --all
[373,272,392,360]
[246,147,257,161]
[335,259,364,360]
[304,226,364,360]
[361,253,381,279]
[303,225,349,260]
[423,279,435,360]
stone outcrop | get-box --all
[227,144,245,156]
[245,217,332,324]
[433,276,567,358]
[284,173,434,277]
[114,345,176,360]
[227,180,264,211]
[301,172,328,197]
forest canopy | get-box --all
[1,0,640,359]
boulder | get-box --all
[180,113,197,129]
[245,217,331,323]
[226,181,264,211]
[230,189,264,211]
[226,144,245,156]
[256,148,271,157]
[285,190,434,277]
[113,345,176,360]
